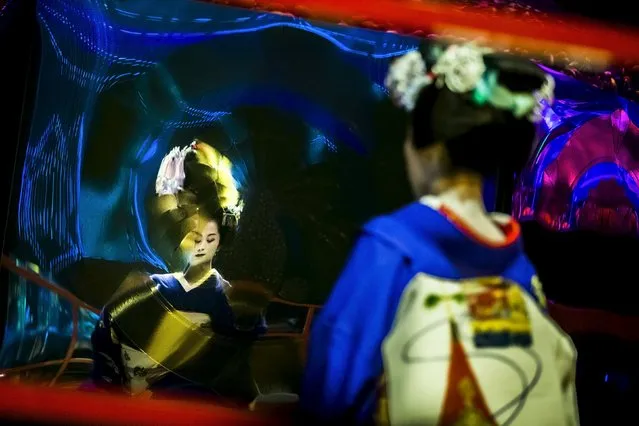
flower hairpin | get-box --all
[385,44,490,112]
[430,43,490,94]
[385,43,555,123]
[155,145,191,196]
[384,50,433,111]
[222,201,244,228]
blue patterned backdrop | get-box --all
[19,0,426,277]
[21,0,639,300]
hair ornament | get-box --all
[155,140,244,228]
[155,145,192,196]
[385,42,555,122]
[384,50,433,111]
[430,43,490,94]
[222,200,244,228]
[479,72,555,122]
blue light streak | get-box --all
[22,0,418,272]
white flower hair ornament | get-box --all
[222,200,244,228]
[384,43,555,123]
[384,50,433,111]
[155,145,192,196]
[430,43,491,93]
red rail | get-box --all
[2,251,639,386]
[0,358,92,375]
[0,255,99,314]
[0,255,100,384]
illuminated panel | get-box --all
[19,0,639,275]
[514,70,639,234]
[0,272,73,369]
[0,256,99,379]
[19,0,419,273]
[18,114,83,272]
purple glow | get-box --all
[515,102,639,235]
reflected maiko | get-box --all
[86,140,266,403]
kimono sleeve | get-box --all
[300,233,414,424]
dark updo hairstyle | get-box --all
[411,49,549,177]
[181,145,236,246]
[148,141,240,271]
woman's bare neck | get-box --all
[431,172,484,203]
[183,262,213,287]
[424,173,506,243]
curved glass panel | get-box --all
[4,0,637,417]
[515,67,639,236]
[0,263,73,369]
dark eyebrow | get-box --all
[206,232,219,238]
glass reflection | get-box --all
[88,141,267,403]
[5,0,635,418]
[76,307,100,357]
[0,261,73,369]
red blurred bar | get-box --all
[205,0,639,63]
[0,383,280,425]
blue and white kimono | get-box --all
[90,270,266,400]
[301,199,578,425]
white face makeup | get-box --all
[189,219,220,267]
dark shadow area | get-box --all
[0,0,41,350]
[521,220,639,424]
[522,220,639,315]
[573,334,639,425]
[553,0,639,26]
